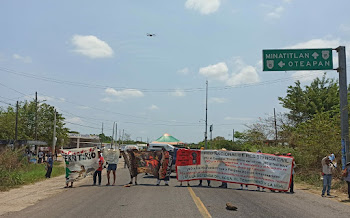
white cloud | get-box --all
[285,38,340,49]
[267,6,284,19]
[291,71,326,83]
[283,0,293,3]
[172,89,186,97]
[13,54,32,63]
[71,35,114,58]
[185,0,221,15]
[199,62,229,81]
[199,58,260,86]
[103,88,144,102]
[101,97,114,103]
[148,104,159,110]
[209,97,227,104]
[177,67,190,75]
[66,117,83,124]
[227,65,259,86]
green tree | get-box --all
[293,111,340,170]
[278,74,339,125]
[0,100,69,148]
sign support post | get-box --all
[337,46,349,168]
[263,46,349,166]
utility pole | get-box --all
[337,46,349,168]
[232,129,235,142]
[102,122,104,134]
[121,129,124,145]
[52,109,57,156]
[112,121,115,146]
[35,92,38,141]
[15,101,19,148]
[210,124,213,141]
[205,80,208,149]
[115,122,118,148]
[274,108,278,145]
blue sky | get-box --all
[1,0,350,143]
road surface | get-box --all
[2,161,350,218]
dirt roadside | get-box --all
[0,157,126,216]
[0,173,93,216]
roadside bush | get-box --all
[0,148,28,189]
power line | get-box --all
[64,121,113,131]
[0,66,324,93]
[0,81,33,97]
[0,99,12,106]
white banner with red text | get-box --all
[60,147,99,182]
[176,149,293,191]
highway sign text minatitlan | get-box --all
[263,48,333,71]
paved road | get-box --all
[2,163,350,218]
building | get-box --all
[67,134,100,148]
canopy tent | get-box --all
[151,133,183,145]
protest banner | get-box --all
[103,149,120,165]
[60,147,99,182]
[123,150,173,179]
[176,149,293,191]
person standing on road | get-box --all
[45,153,53,178]
[287,153,295,193]
[156,148,171,186]
[93,150,104,186]
[343,162,350,199]
[198,180,211,187]
[65,161,74,188]
[38,150,44,164]
[321,154,334,197]
[104,149,120,186]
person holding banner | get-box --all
[65,161,74,188]
[93,151,104,186]
[104,149,120,186]
[287,153,295,193]
[156,148,171,186]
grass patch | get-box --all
[295,172,323,188]
[1,148,65,191]
[19,162,65,185]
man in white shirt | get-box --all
[321,155,334,197]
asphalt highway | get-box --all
[2,164,350,218]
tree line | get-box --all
[0,100,68,148]
[198,74,347,175]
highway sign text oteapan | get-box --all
[263,48,333,71]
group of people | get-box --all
[92,150,118,186]
[321,153,350,199]
[181,150,295,193]
[62,147,350,200]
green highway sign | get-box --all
[263,48,333,71]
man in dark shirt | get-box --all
[45,153,54,178]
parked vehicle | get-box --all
[147,143,175,151]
